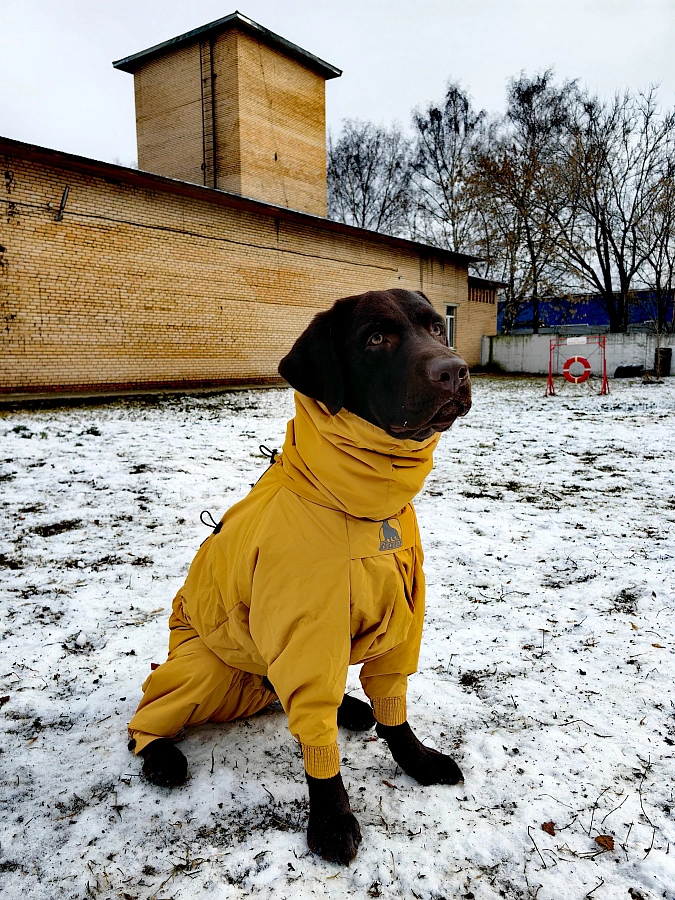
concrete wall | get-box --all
[481,333,675,375]
[0,147,487,395]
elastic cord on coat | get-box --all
[259,444,279,466]
[199,509,222,544]
[200,510,219,529]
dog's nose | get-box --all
[426,356,469,393]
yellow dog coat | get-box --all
[129,393,439,778]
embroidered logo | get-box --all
[379,518,403,551]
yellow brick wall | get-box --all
[0,153,489,395]
[457,296,498,367]
[212,31,242,194]
[134,44,204,184]
[130,28,328,215]
[232,30,327,216]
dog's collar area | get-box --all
[278,393,439,520]
[314,398,439,454]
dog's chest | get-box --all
[346,505,419,659]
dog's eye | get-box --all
[368,333,384,346]
[431,323,444,337]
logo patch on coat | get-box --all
[379,518,403,551]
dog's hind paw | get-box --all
[140,738,188,787]
[337,694,375,731]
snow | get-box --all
[1,377,674,900]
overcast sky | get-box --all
[1,0,674,167]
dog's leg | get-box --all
[306,772,362,864]
[137,738,188,787]
[375,721,463,785]
[337,694,375,731]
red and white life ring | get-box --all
[562,356,592,384]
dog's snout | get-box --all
[426,356,469,393]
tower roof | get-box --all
[112,10,342,79]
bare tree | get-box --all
[635,156,675,333]
[327,120,412,235]
[326,79,675,340]
[473,71,574,332]
[410,83,486,253]
[473,191,528,332]
[549,87,675,332]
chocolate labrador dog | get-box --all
[278,288,471,860]
[136,288,471,864]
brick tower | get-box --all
[113,11,341,216]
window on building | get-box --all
[446,305,457,349]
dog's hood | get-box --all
[278,393,439,520]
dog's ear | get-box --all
[278,308,344,415]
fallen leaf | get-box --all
[652,643,664,648]
[541,821,555,836]
[594,834,614,851]
[631,622,638,630]
[382,780,396,789]
[0,695,9,707]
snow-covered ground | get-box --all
[1,376,674,900]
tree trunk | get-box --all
[605,297,624,333]
[619,288,630,333]
[531,292,540,333]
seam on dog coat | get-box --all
[129,393,439,778]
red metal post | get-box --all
[545,338,556,396]
[599,336,610,394]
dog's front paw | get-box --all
[406,745,464,786]
[140,738,188,787]
[307,809,362,864]
[306,772,362,864]
[376,721,463,786]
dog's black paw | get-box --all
[140,738,188,787]
[337,694,375,731]
[306,772,362,864]
[405,744,464,786]
[307,809,362,864]
[376,721,463,786]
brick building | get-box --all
[0,12,497,397]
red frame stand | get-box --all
[545,335,609,396]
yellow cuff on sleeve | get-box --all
[372,696,407,726]
[302,742,341,779]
